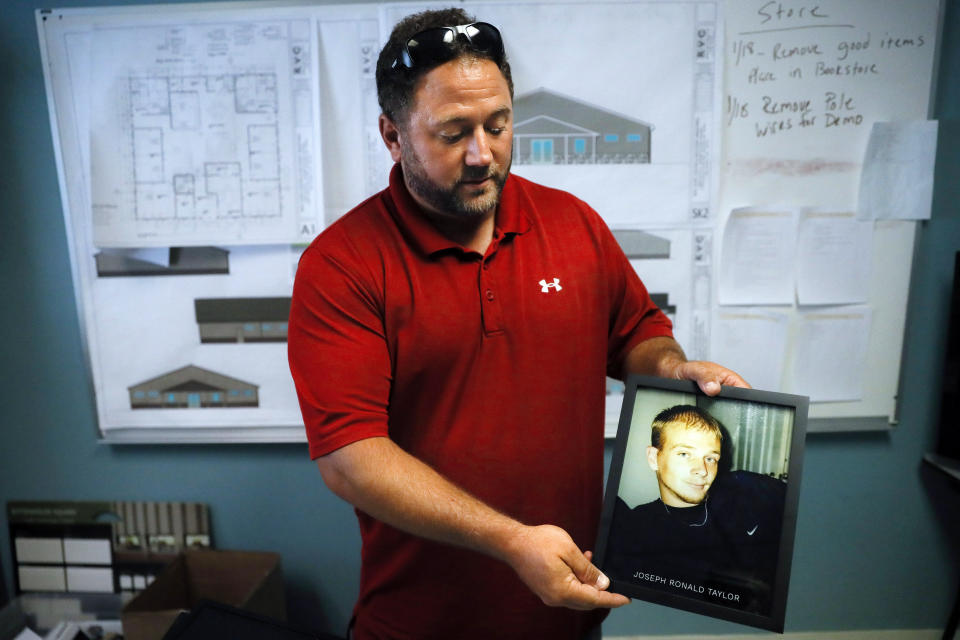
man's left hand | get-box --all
[671,360,749,396]
[623,337,749,396]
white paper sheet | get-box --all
[94,245,304,430]
[796,210,873,304]
[316,16,389,223]
[718,207,796,305]
[718,0,939,422]
[723,1,940,206]
[44,7,382,435]
[711,308,789,392]
[857,120,938,220]
[791,305,872,402]
[88,15,322,247]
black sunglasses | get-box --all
[390,22,504,71]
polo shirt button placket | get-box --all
[479,259,504,335]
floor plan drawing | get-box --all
[89,17,321,247]
[128,73,283,224]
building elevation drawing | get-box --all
[611,229,671,260]
[194,297,291,343]
[128,365,259,409]
[512,88,652,165]
[95,247,229,277]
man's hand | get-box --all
[501,524,630,610]
[320,439,628,612]
[624,336,750,396]
[671,360,749,396]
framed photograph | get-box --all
[595,375,808,632]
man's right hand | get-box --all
[501,524,631,610]
[318,438,629,612]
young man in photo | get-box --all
[605,405,784,614]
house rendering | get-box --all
[610,229,671,259]
[95,246,229,277]
[128,365,258,409]
[193,297,291,343]
[512,88,653,165]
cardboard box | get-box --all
[121,550,285,640]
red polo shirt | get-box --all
[288,164,673,639]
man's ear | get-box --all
[646,446,660,472]
[379,113,403,163]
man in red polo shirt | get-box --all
[288,8,747,640]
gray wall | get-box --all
[2,0,959,636]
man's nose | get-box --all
[465,128,493,166]
[691,460,708,476]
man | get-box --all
[604,406,785,615]
[288,8,746,639]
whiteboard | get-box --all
[35,0,943,442]
[718,0,942,429]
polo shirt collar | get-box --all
[386,163,533,257]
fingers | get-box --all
[507,525,630,611]
[556,540,631,609]
[677,361,750,396]
[569,548,608,590]
[566,552,630,610]
[562,581,632,610]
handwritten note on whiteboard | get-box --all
[722,0,939,205]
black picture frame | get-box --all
[595,375,808,632]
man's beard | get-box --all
[401,141,511,219]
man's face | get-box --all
[647,422,722,508]
[381,56,513,220]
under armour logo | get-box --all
[539,278,562,293]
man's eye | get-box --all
[440,132,463,143]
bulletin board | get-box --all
[35,0,943,442]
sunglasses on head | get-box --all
[390,22,504,71]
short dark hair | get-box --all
[650,405,723,449]
[375,8,514,125]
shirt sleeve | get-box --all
[596,215,675,379]
[288,228,393,459]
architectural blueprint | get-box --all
[316,15,391,223]
[88,17,322,247]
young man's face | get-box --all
[380,56,513,221]
[647,422,722,508]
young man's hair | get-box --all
[375,7,514,125]
[650,404,723,449]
